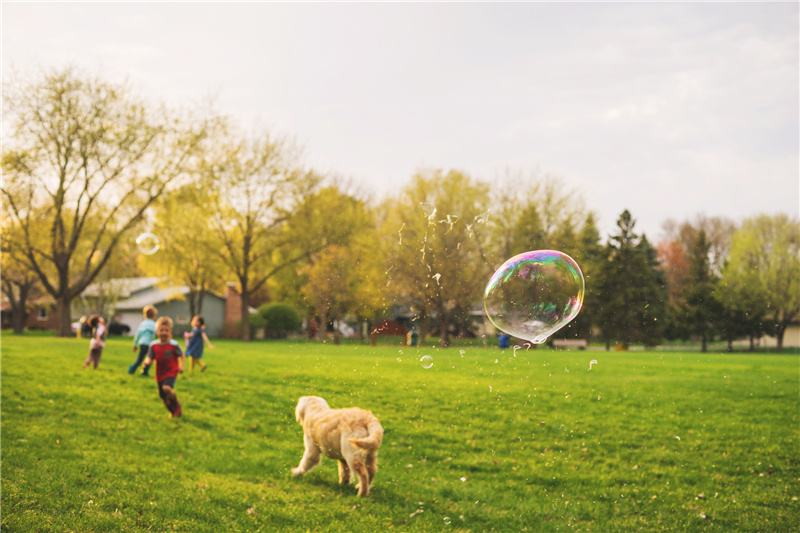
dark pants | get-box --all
[129,345,150,374]
[83,347,102,369]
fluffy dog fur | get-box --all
[291,396,384,496]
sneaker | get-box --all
[173,400,182,418]
[201,365,207,373]
[128,365,136,375]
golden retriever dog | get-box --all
[291,396,384,496]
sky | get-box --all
[3,2,798,241]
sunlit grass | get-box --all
[2,333,798,532]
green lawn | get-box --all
[2,333,798,532]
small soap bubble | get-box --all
[484,250,584,344]
[589,359,598,370]
[136,232,160,255]
[459,350,465,357]
[443,517,452,525]
[420,355,433,369]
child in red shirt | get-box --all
[143,316,185,417]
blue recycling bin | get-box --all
[498,334,510,349]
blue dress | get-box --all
[185,327,206,359]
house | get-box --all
[0,295,58,331]
[80,278,242,338]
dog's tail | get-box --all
[349,415,384,451]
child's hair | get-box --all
[87,314,101,328]
[143,305,158,319]
[191,315,205,328]
[155,316,173,330]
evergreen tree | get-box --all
[682,230,720,352]
[567,213,603,340]
[596,210,667,349]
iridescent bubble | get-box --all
[484,250,584,344]
[420,355,433,369]
[443,517,452,525]
[136,232,160,255]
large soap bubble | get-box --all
[484,250,584,344]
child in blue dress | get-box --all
[185,315,214,373]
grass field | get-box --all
[2,333,798,532]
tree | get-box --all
[145,185,227,318]
[1,66,208,336]
[596,210,666,349]
[0,220,42,333]
[203,125,318,341]
[274,185,384,339]
[656,238,691,340]
[718,214,799,352]
[568,213,604,340]
[385,170,490,346]
[682,230,719,352]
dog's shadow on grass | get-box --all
[295,472,397,503]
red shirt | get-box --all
[147,340,183,382]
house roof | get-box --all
[114,285,225,311]
[81,277,162,298]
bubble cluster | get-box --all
[484,250,584,344]
[420,355,434,369]
[136,232,160,255]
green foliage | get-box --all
[258,302,302,333]
[596,210,667,347]
[1,66,208,336]
[718,214,800,351]
[2,335,799,532]
[384,170,492,346]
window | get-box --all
[37,307,48,321]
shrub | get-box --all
[257,303,301,338]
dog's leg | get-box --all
[292,435,321,477]
[352,461,370,496]
[366,453,378,485]
[338,460,351,485]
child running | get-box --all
[143,317,184,418]
[82,314,106,369]
[130,305,158,376]
[185,315,214,373]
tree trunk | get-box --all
[701,334,707,353]
[317,308,329,341]
[240,286,251,342]
[438,303,450,348]
[775,322,786,353]
[56,295,73,337]
[749,334,755,352]
[10,284,31,334]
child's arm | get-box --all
[202,332,215,349]
[143,343,154,366]
[177,355,185,373]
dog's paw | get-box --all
[291,467,304,477]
